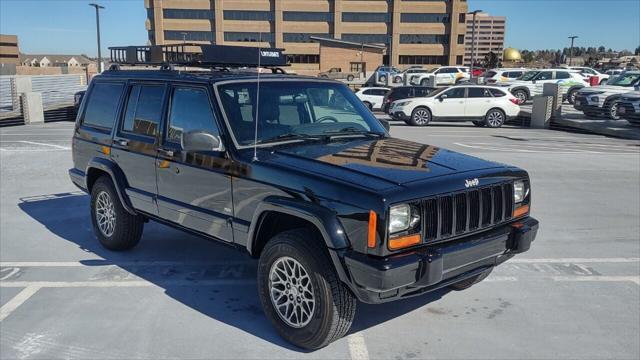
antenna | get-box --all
[252,32,262,162]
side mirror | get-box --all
[379,118,391,132]
[181,131,224,152]
[439,94,448,102]
[532,80,537,84]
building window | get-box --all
[399,55,447,65]
[283,33,332,43]
[458,35,465,44]
[342,12,390,23]
[341,34,389,44]
[350,62,364,72]
[223,10,273,21]
[399,34,449,44]
[283,11,333,22]
[163,9,213,19]
[459,13,466,22]
[224,32,275,42]
[400,13,450,23]
[286,54,320,64]
[456,55,463,65]
[164,31,213,42]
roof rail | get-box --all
[108,43,289,69]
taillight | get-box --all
[510,98,520,105]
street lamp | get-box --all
[468,10,483,78]
[89,3,105,72]
[568,35,579,66]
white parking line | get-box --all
[18,141,70,150]
[0,260,250,267]
[552,276,640,285]
[347,332,370,360]
[0,286,40,322]
[0,280,256,288]
[510,258,640,264]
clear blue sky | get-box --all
[1,0,638,57]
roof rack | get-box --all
[108,43,289,69]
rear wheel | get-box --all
[346,75,355,81]
[512,89,527,104]
[378,75,387,83]
[394,76,403,83]
[485,108,505,128]
[257,229,356,350]
[363,101,373,110]
[409,107,431,126]
[449,268,493,291]
[90,176,144,251]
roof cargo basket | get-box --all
[108,43,289,68]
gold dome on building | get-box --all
[503,48,522,61]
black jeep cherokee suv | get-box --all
[70,50,538,350]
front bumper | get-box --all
[337,217,538,304]
[390,109,410,121]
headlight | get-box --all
[513,180,529,204]
[590,96,599,102]
[389,204,420,234]
[394,100,409,107]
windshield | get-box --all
[217,81,386,147]
[518,71,539,81]
[608,73,640,87]
[428,68,439,73]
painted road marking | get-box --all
[552,276,640,285]
[510,258,640,264]
[347,332,370,360]
[0,286,40,322]
[0,280,257,288]
[454,142,639,154]
[17,141,70,150]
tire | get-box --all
[379,75,387,83]
[257,229,356,350]
[90,176,144,251]
[346,75,354,81]
[449,268,493,291]
[394,76,402,83]
[512,89,527,104]
[363,101,372,110]
[567,89,578,105]
[408,107,432,126]
[485,108,505,128]
[319,75,329,79]
[472,121,486,127]
[600,79,608,85]
[420,79,428,86]
[606,100,621,120]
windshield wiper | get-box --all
[323,127,386,138]
[257,132,326,144]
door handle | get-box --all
[158,148,174,157]
[115,139,128,147]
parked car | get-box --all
[73,90,86,113]
[318,67,357,81]
[381,86,436,113]
[605,69,625,77]
[483,68,528,84]
[411,66,471,86]
[392,67,430,83]
[70,43,538,350]
[374,65,401,83]
[574,71,640,119]
[507,69,588,104]
[617,91,640,125]
[471,68,486,77]
[355,87,390,110]
[569,67,610,85]
[389,85,520,127]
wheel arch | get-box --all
[85,157,136,215]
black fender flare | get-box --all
[603,94,622,106]
[246,196,350,257]
[85,157,136,215]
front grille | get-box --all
[422,182,514,243]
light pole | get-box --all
[568,35,578,66]
[89,3,105,72]
[468,10,483,78]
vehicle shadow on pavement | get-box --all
[19,192,448,351]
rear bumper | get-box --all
[336,217,538,304]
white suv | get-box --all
[483,68,528,84]
[569,67,610,85]
[411,66,470,86]
[507,69,588,104]
[618,91,640,125]
[392,67,430,83]
[355,87,389,110]
[574,71,640,119]
[389,85,520,127]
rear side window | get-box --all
[556,71,571,79]
[373,89,388,96]
[122,85,165,137]
[167,87,219,143]
[468,88,492,98]
[489,88,507,97]
[82,82,124,129]
[485,71,497,78]
[508,71,523,78]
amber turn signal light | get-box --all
[513,204,529,218]
[388,234,421,251]
[367,210,377,248]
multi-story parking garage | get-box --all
[144,0,468,74]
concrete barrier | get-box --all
[22,92,44,124]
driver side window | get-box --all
[443,87,466,99]
[167,87,219,144]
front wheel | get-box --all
[485,109,505,128]
[378,75,387,83]
[394,76,403,83]
[257,229,356,350]
[567,89,578,105]
[607,101,621,120]
[346,75,355,81]
[512,90,527,104]
[409,107,432,126]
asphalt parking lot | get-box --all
[1,121,639,359]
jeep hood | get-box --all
[259,138,505,191]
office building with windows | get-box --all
[464,12,505,66]
[145,0,468,74]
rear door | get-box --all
[465,87,494,117]
[156,84,234,242]
[111,82,167,215]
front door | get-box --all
[435,87,466,118]
[156,85,234,242]
[111,82,167,215]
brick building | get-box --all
[464,12,505,66]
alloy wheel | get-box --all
[269,256,315,328]
[95,191,116,237]
[413,109,430,125]
[487,110,504,127]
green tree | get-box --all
[482,51,500,69]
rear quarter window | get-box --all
[489,88,507,97]
[81,82,124,129]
